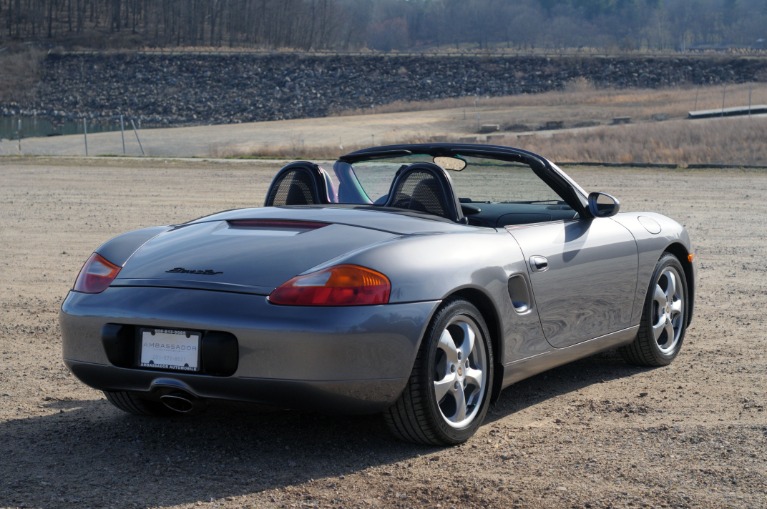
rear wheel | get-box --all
[104,391,176,417]
[620,253,688,366]
[385,299,494,445]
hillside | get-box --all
[2,52,767,132]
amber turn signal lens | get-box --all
[269,265,391,306]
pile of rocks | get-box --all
[4,53,766,126]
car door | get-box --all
[507,217,638,348]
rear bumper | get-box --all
[65,360,408,413]
[61,287,439,412]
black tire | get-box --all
[620,253,688,366]
[104,391,177,417]
[384,299,494,445]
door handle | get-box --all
[530,255,549,273]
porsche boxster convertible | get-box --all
[60,143,695,445]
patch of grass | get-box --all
[338,81,767,128]
[239,134,438,160]
[281,82,767,165]
[480,116,767,166]
[240,115,767,166]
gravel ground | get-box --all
[0,156,765,509]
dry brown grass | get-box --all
[514,116,767,165]
[273,82,767,165]
[343,81,767,124]
[247,116,767,166]
[230,134,438,160]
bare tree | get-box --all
[1,0,766,52]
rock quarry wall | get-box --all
[3,53,767,126]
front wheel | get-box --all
[384,299,494,445]
[620,253,689,366]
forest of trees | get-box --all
[1,0,765,52]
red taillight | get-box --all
[73,253,122,294]
[269,265,391,306]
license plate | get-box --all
[139,328,200,372]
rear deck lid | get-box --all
[114,219,398,294]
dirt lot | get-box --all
[0,156,765,509]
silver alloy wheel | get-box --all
[384,299,494,445]
[651,266,685,354]
[433,318,487,428]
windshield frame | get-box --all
[333,143,588,215]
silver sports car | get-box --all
[60,143,695,445]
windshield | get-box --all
[332,153,565,206]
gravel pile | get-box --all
[2,53,767,127]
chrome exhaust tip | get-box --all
[159,391,197,413]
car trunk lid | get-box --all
[113,218,399,294]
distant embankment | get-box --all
[3,53,767,128]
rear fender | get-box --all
[95,226,171,266]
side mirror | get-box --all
[588,192,620,218]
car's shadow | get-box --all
[487,350,650,422]
[0,353,647,508]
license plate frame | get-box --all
[139,328,201,372]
